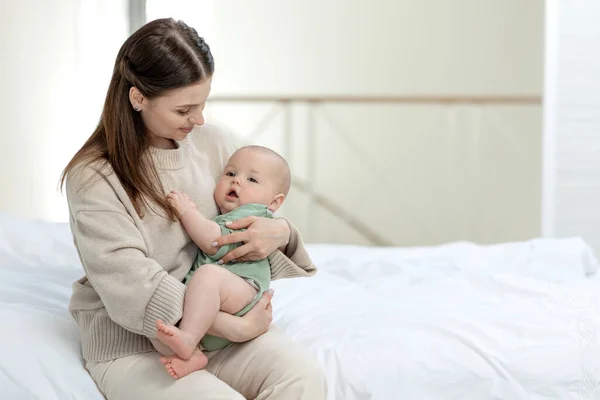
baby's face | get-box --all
[214,149,282,213]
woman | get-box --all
[61,18,326,399]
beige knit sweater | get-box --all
[66,125,316,362]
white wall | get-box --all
[210,0,542,96]
[544,0,600,254]
[206,0,544,246]
[0,0,79,221]
[0,1,128,222]
[0,1,544,248]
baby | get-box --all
[154,145,291,379]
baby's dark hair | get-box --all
[238,145,291,195]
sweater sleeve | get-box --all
[268,218,317,280]
[67,168,185,338]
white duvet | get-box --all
[2,211,600,399]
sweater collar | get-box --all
[148,137,191,170]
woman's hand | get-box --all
[237,289,274,341]
[208,289,274,342]
[213,217,290,264]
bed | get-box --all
[2,211,600,400]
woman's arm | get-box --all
[67,167,185,337]
[267,217,318,278]
[211,217,290,263]
[212,217,317,278]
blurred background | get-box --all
[0,1,596,253]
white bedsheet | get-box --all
[2,212,600,399]
[273,242,600,400]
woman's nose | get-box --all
[189,113,204,126]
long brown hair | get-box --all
[60,18,214,219]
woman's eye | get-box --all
[177,109,190,115]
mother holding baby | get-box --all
[61,18,326,399]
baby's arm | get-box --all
[167,190,221,256]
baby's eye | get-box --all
[248,177,258,183]
[226,171,235,177]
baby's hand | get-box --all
[166,190,197,219]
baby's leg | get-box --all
[156,264,257,360]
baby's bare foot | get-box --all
[156,319,196,360]
[160,350,208,379]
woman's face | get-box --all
[133,78,212,149]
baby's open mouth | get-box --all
[227,190,238,198]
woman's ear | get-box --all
[268,193,286,212]
[129,86,144,111]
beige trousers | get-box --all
[86,325,327,399]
